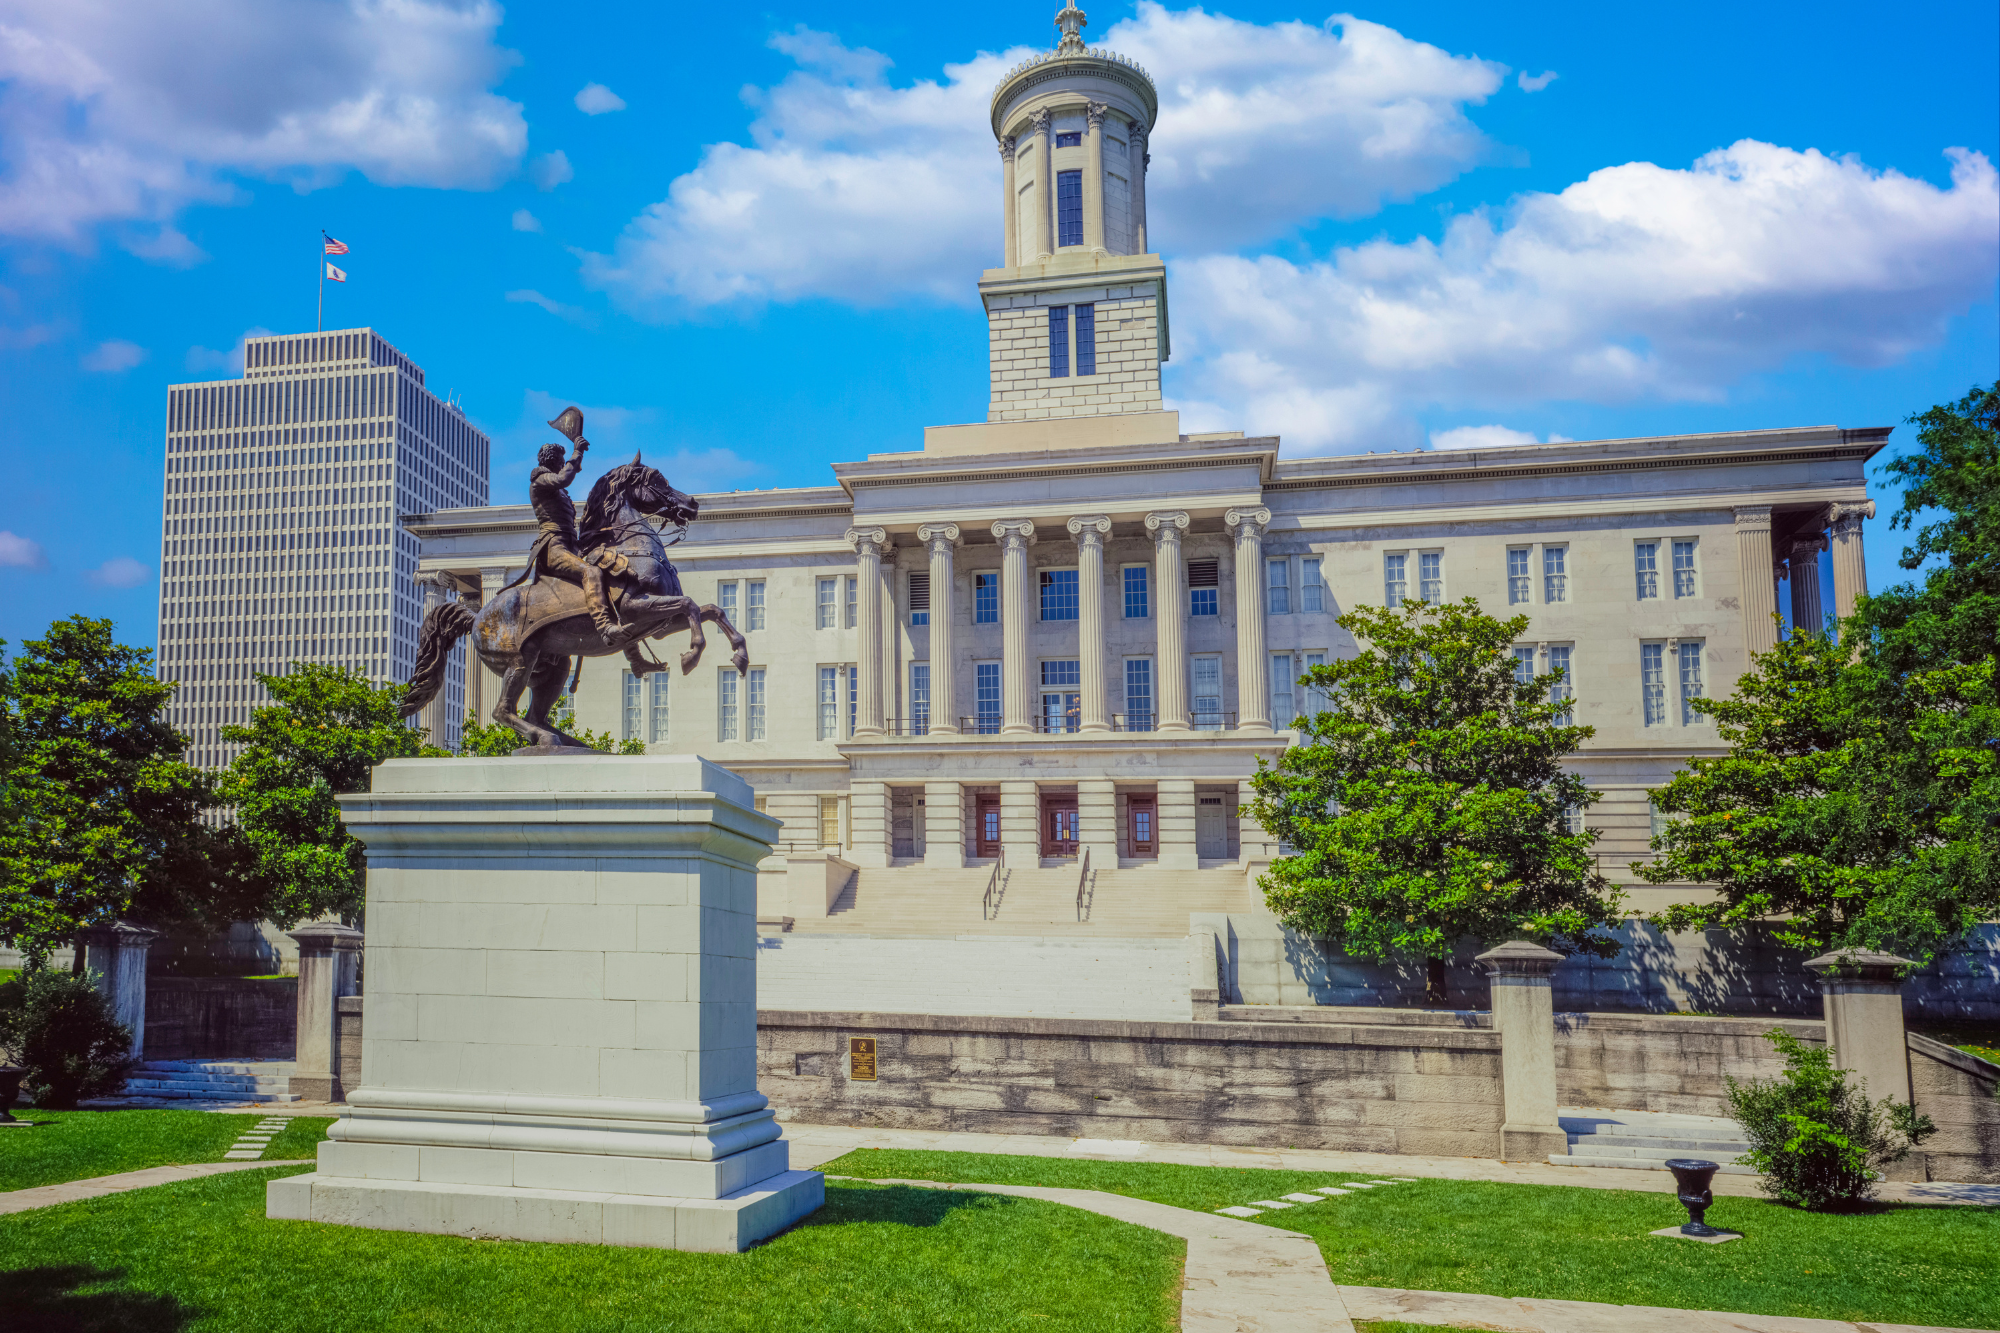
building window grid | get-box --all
[974,571,1000,624]
[717,581,738,624]
[1267,559,1290,614]
[1123,565,1149,619]
[1040,659,1081,733]
[1544,546,1569,603]
[1056,169,1084,247]
[847,664,858,737]
[746,580,766,631]
[816,577,837,629]
[1040,568,1080,621]
[975,662,1002,734]
[817,666,840,740]
[1513,646,1537,686]
[1301,557,1324,613]
[1302,651,1330,716]
[1418,552,1443,604]
[1635,542,1660,600]
[1673,540,1699,598]
[845,576,857,629]
[1270,652,1296,725]
[1384,553,1408,607]
[1124,658,1153,731]
[717,669,739,742]
[1679,641,1705,724]
[1191,655,1223,730]
[909,663,930,736]
[746,668,766,741]
[1074,303,1095,376]
[648,673,669,743]
[622,671,642,741]
[1048,304,1071,378]
[1546,645,1574,725]
[1641,642,1668,726]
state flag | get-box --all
[326,262,347,282]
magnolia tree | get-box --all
[1247,599,1625,1006]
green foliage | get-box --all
[456,699,646,756]
[1246,599,1624,1002]
[1638,386,1997,963]
[220,663,430,924]
[1726,1029,1936,1211]
[0,617,250,961]
[0,968,133,1110]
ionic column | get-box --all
[1828,500,1875,621]
[992,519,1037,734]
[1226,506,1272,732]
[846,526,889,737]
[918,523,962,735]
[1068,515,1111,732]
[999,137,1019,267]
[1083,102,1108,252]
[1030,109,1054,261]
[1128,120,1149,254]
[1147,511,1189,731]
[1788,533,1827,637]
[1733,506,1779,660]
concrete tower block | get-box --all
[1476,940,1568,1163]
[267,755,823,1252]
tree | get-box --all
[220,663,432,925]
[0,617,243,964]
[1637,386,1997,963]
[1246,598,1625,1005]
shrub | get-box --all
[1726,1028,1936,1210]
[0,968,134,1109]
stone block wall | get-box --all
[987,290,1161,422]
[1550,1012,1822,1117]
[1908,1035,2000,1185]
[756,1008,1504,1156]
[336,995,363,1094]
[144,977,297,1061]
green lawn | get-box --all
[0,1167,1183,1332]
[0,1110,333,1192]
[1912,1020,2000,1065]
[822,1149,1999,1330]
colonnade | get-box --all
[1734,501,1873,656]
[998,104,1149,264]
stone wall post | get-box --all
[1477,941,1568,1162]
[1804,948,1913,1106]
[79,922,159,1063]
[288,923,363,1103]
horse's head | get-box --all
[581,454,698,538]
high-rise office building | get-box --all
[157,326,491,765]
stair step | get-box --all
[1566,1134,1749,1152]
[1549,1153,1757,1175]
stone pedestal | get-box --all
[1804,948,1913,1105]
[79,922,159,1062]
[267,754,824,1252]
[288,923,363,1103]
[1477,941,1568,1163]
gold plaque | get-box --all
[848,1036,878,1082]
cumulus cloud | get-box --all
[88,556,151,587]
[582,7,1503,311]
[1169,144,2000,451]
[184,324,271,375]
[505,288,593,326]
[496,390,766,501]
[1428,425,1571,450]
[0,529,46,567]
[81,337,145,371]
[1518,70,1558,92]
[0,0,527,249]
[529,149,573,191]
[511,207,541,232]
[574,82,626,115]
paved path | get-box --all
[780,1120,2000,1206]
[0,1160,310,1216]
[1339,1285,1982,1332]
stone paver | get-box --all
[0,1160,311,1215]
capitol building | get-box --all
[405,9,1882,957]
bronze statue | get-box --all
[521,407,615,642]
[400,407,748,752]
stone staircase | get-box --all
[1548,1107,1755,1174]
[787,863,1250,938]
[119,1059,299,1104]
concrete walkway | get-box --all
[1340,1286,1980,1332]
[0,1160,310,1216]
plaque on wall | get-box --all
[848,1036,878,1082]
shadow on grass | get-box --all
[799,1183,1019,1232]
[2,1265,197,1333]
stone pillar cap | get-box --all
[77,921,162,944]
[289,923,364,953]
[1803,948,1913,984]
[1474,940,1564,976]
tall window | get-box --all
[1649,797,1669,839]
[1546,645,1573,725]
[1679,641,1705,724]
[717,580,738,623]
[1123,565,1149,619]
[1303,651,1330,715]
[1513,645,1537,685]
[1507,548,1531,604]
[817,666,840,740]
[974,571,1000,624]
[910,662,930,736]
[816,577,837,629]
[1039,660,1081,733]
[746,668,766,741]
[1672,540,1699,598]
[1188,558,1219,616]
[1267,559,1290,614]
[1418,552,1443,604]
[1191,655,1223,730]
[1270,652,1296,725]
[746,580,766,631]
[1301,557,1324,613]
[718,669,739,742]
[909,571,930,626]
[1048,304,1070,378]
[622,670,642,741]
[1384,553,1408,607]
[845,575,857,628]
[1635,542,1660,600]
[847,665,858,737]
[1074,303,1095,376]
[1124,658,1153,731]
[1544,546,1569,603]
[1040,568,1079,621]
[1056,169,1084,246]
[648,673,670,743]
[975,662,1002,734]
[818,796,842,849]
[1641,642,1667,726]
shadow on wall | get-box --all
[146,921,295,978]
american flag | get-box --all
[323,234,350,255]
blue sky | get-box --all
[1,0,1994,652]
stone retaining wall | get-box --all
[144,977,296,1061]
[1908,1035,2000,1185]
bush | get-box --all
[0,968,134,1109]
[1726,1028,1936,1210]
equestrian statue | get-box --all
[399,406,748,753]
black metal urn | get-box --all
[1664,1158,1722,1236]
[0,1065,27,1124]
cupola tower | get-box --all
[982,6,1167,425]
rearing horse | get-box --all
[400,457,748,750]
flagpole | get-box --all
[317,233,324,333]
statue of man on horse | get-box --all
[399,406,748,753]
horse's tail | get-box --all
[400,601,477,719]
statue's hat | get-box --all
[548,406,586,443]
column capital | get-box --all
[997,136,1016,161]
[1224,506,1271,538]
[1732,505,1773,531]
[916,522,963,551]
[1127,118,1146,143]
[1828,499,1875,535]
[1085,100,1109,130]
[1029,107,1053,134]
[413,570,455,592]
[1066,514,1112,546]
[1144,510,1189,543]
[1788,533,1828,559]
[844,525,891,557]
[991,518,1038,549]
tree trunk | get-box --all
[1424,956,1450,1007]
[69,942,86,975]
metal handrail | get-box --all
[983,846,1005,920]
[1075,846,1091,921]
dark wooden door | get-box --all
[976,795,1002,858]
[1127,796,1156,857]
[1042,799,1079,858]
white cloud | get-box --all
[495,390,767,500]
[1428,424,1571,450]
[505,288,593,326]
[1518,70,1558,92]
[88,556,150,587]
[0,0,527,250]
[81,337,145,371]
[0,529,46,567]
[185,324,272,375]
[1167,144,2000,451]
[574,83,626,115]
[511,207,541,232]
[529,149,573,191]
[582,7,1503,311]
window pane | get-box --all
[1673,540,1698,598]
[1123,565,1149,619]
[718,668,738,742]
[976,662,1002,733]
[1679,642,1704,724]
[1419,552,1442,604]
[1075,302,1095,375]
[1048,304,1070,378]
[1301,558,1323,613]
[910,662,930,736]
[816,577,835,628]
[1192,656,1222,729]
[747,668,766,741]
[1641,642,1667,726]
[1303,651,1329,714]
[747,580,766,631]
[1507,548,1531,604]
[817,665,839,740]
[1190,587,1217,616]
[1056,169,1084,246]
[975,571,1000,624]
[622,670,641,741]
[845,576,857,628]
[1270,653,1295,724]
[1544,547,1568,603]
[847,664,857,736]
[1547,646,1573,724]
[1039,568,1079,621]
[718,581,737,621]
[1513,645,1537,685]
[1635,543,1659,600]
[1124,658,1153,731]
[909,570,929,626]
[1055,131,1081,148]
[648,673,670,743]
[1266,559,1289,614]
[1384,553,1407,607]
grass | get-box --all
[822,1149,2000,1329]
[1911,1020,2000,1066]
[0,1167,1184,1332]
[0,1110,333,1192]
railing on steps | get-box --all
[983,847,1005,920]
[1075,847,1093,921]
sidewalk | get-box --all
[0,1160,310,1216]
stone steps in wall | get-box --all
[1548,1107,1755,1174]
[791,865,1249,938]
[120,1059,299,1103]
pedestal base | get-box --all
[268,1168,824,1253]
[1499,1124,1569,1162]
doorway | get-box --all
[1127,795,1156,858]
[1042,795,1079,858]
[975,794,1001,859]
[1196,795,1227,859]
